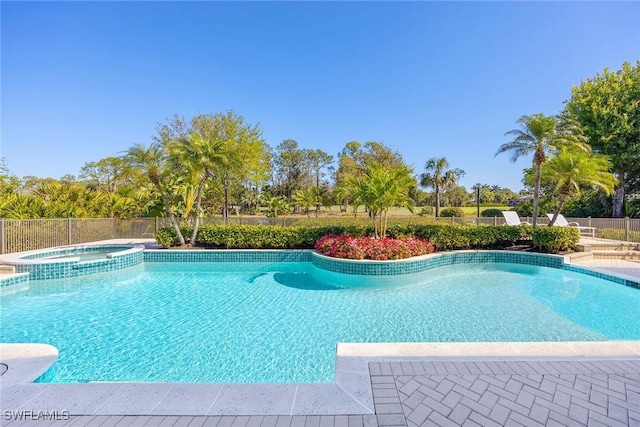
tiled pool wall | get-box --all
[0,273,29,294]
[563,264,640,289]
[143,249,312,263]
[311,250,640,289]
[6,246,144,280]
[1,249,638,291]
[311,250,564,275]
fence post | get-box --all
[113,218,117,238]
[155,217,159,233]
[493,216,497,226]
[588,216,592,227]
[626,217,631,242]
[67,218,72,245]
[0,218,5,255]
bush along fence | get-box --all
[154,223,580,254]
[3,215,637,254]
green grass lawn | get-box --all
[305,205,508,217]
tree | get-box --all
[564,60,640,217]
[156,111,268,228]
[444,186,468,207]
[542,150,617,225]
[262,193,290,218]
[343,162,415,238]
[124,143,186,246]
[420,157,465,217]
[0,158,20,195]
[79,157,131,192]
[334,141,407,212]
[293,187,318,218]
[203,111,267,223]
[167,131,230,243]
[304,149,333,215]
[274,139,303,200]
[495,114,589,227]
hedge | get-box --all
[155,223,580,253]
[532,226,580,253]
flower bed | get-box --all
[314,234,435,260]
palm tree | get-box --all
[168,132,231,244]
[293,187,318,218]
[420,157,465,217]
[346,163,415,238]
[543,150,617,225]
[124,143,186,246]
[262,194,290,218]
[495,114,589,227]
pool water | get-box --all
[1,261,638,383]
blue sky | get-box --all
[2,1,639,191]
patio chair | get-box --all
[546,213,596,238]
[501,211,531,226]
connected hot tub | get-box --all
[0,244,145,280]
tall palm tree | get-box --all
[543,150,617,225]
[495,114,589,227]
[124,143,186,246]
[420,157,465,217]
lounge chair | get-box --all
[547,213,596,237]
[502,211,531,226]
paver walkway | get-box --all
[370,359,640,427]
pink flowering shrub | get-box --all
[314,234,435,260]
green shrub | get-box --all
[480,208,504,218]
[439,207,465,217]
[417,206,434,216]
[153,222,576,254]
[532,227,580,253]
[153,227,192,248]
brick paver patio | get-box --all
[370,359,640,427]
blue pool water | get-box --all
[1,261,639,383]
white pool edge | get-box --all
[2,341,640,416]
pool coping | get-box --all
[1,341,640,416]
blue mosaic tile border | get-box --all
[563,264,640,290]
[311,250,564,276]
[0,273,30,289]
[21,245,137,260]
[14,250,144,280]
[144,249,312,263]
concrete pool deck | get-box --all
[1,342,639,426]
[1,238,640,426]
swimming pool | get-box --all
[1,256,638,383]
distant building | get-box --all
[507,195,533,207]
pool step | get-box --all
[567,251,593,262]
[0,265,16,274]
[577,242,639,252]
[592,250,640,261]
